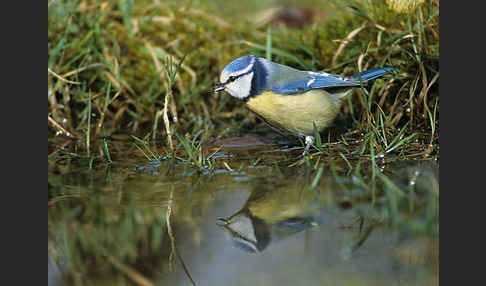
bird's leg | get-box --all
[303,136,315,156]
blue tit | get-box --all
[214,55,394,154]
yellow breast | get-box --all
[246,89,351,137]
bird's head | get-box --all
[215,55,267,100]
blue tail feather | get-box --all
[350,67,395,82]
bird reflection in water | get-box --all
[216,184,320,253]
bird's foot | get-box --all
[302,136,315,156]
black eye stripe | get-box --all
[224,70,253,85]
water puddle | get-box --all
[48,137,438,286]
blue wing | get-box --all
[271,68,394,95]
[271,73,354,94]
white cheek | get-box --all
[226,73,253,99]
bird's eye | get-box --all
[228,76,236,82]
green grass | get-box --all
[132,134,163,161]
[174,132,220,172]
[48,0,439,157]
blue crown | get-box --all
[222,55,255,74]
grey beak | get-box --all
[216,217,229,226]
[214,83,225,93]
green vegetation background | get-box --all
[48,0,439,159]
[48,1,439,283]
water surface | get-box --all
[48,136,438,286]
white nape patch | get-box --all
[225,72,254,99]
[258,57,272,72]
[306,78,315,86]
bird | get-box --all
[214,55,394,154]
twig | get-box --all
[332,22,367,64]
[163,88,174,150]
[48,115,76,138]
[175,246,197,286]
[166,190,176,271]
[357,42,372,72]
[96,89,121,136]
[61,63,106,78]
[86,92,92,158]
[165,189,197,285]
[161,53,187,150]
[48,68,81,85]
[145,43,173,143]
[417,62,428,109]
[408,71,420,128]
